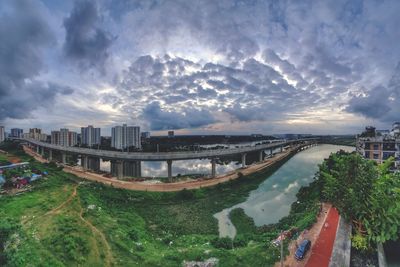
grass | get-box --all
[229,208,258,236]
[0,141,321,266]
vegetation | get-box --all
[317,150,400,249]
[1,142,304,266]
[229,208,258,236]
[5,142,379,266]
[318,135,356,146]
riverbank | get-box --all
[1,142,352,266]
[2,143,298,266]
[23,144,304,192]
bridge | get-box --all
[17,137,319,179]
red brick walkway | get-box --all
[305,207,340,267]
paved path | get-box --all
[306,207,340,267]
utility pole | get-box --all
[280,230,284,267]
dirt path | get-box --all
[42,182,113,266]
[77,197,113,267]
[45,185,78,215]
[23,144,297,192]
[277,203,332,267]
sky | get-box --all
[0,0,399,136]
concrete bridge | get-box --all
[18,137,318,179]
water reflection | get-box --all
[95,147,282,178]
[214,144,354,238]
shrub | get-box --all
[352,233,368,250]
[211,237,233,249]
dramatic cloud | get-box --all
[142,102,216,130]
[0,1,73,121]
[1,0,400,134]
[63,0,113,70]
[347,63,400,122]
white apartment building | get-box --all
[51,128,78,147]
[81,125,101,147]
[111,124,141,150]
[0,126,5,143]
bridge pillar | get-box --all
[82,155,88,170]
[61,152,67,164]
[36,146,39,154]
[280,146,283,152]
[211,158,216,178]
[49,149,53,161]
[167,160,172,180]
[111,160,124,179]
[259,150,264,162]
[89,157,100,172]
[241,153,247,168]
[123,161,141,177]
[117,161,123,179]
[40,146,44,156]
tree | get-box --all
[317,152,400,248]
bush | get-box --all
[128,229,139,241]
[177,188,195,200]
[211,237,233,249]
[352,233,368,250]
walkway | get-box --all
[306,207,340,267]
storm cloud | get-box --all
[0,1,73,121]
[2,0,400,134]
[63,0,113,70]
[142,102,216,130]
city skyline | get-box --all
[1,1,400,135]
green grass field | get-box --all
[0,142,320,267]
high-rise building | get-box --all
[0,126,5,143]
[81,125,101,147]
[10,128,23,138]
[111,124,141,150]
[29,128,42,140]
[168,131,174,138]
[51,128,78,147]
[51,131,60,145]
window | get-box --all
[364,151,370,158]
[373,153,379,159]
[373,144,379,150]
[383,152,395,160]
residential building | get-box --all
[392,122,400,136]
[29,128,42,140]
[111,124,141,150]
[51,131,60,145]
[141,131,151,139]
[168,131,174,138]
[0,126,4,143]
[10,128,23,138]
[356,126,400,169]
[81,125,101,147]
[51,128,78,147]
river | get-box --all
[213,144,354,238]
[97,147,283,177]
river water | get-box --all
[98,147,283,177]
[213,144,354,238]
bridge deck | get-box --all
[18,138,318,161]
